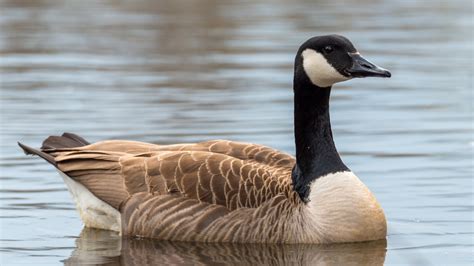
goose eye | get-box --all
[323,46,333,54]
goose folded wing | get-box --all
[121,150,296,210]
[53,148,296,211]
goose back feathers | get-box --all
[49,137,298,210]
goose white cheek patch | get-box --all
[302,49,350,87]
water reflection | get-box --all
[64,228,387,266]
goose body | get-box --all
[19,35,390,244]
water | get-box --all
[0,0,472,265]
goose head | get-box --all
[295,34,391,88]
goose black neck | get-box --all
[291,80,348,202]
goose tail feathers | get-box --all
[19,134,122,231]
[18,142,56,166]
[41,132,90,150]
[18,132,90,166]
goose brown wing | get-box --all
[120,150,297,210]
[51,144,296,211]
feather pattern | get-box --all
[50,140,297,209]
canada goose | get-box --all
[19,35,391,244]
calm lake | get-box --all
[0,0,472,265]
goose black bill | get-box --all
[345,53,391,78]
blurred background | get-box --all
[0,0,472,265]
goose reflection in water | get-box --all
[64,228,386,265]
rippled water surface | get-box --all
[1,0,472,265]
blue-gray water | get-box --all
[0,0,472,265]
